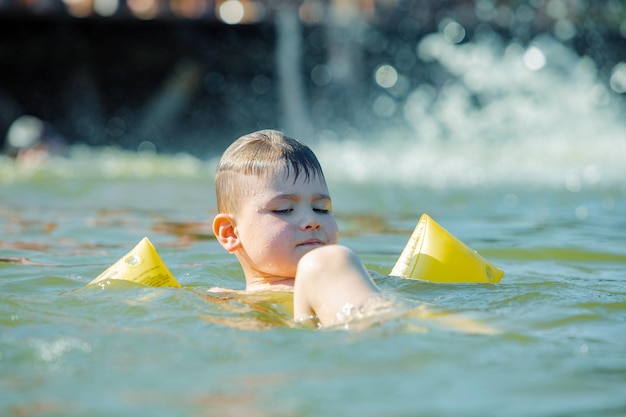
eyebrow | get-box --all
[271,193,331,202]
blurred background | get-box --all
[1,0,625,157]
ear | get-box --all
[212,213,241,253]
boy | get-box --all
[212,129,382,327]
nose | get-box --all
[305,221,321,230]
[301,211,321,230]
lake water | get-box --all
[2,30,626,417]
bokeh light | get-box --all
[127,0,159,19]
[523,46,546,71]
[374,64,398,89]
[61,0,93,17]
[93,0,118,16]
[442,20,466,44]
[609,63,626,94]
[219,0,244,24]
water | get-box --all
[2,32,626,417]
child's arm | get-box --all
[293,245,380,326]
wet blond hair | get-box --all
[215,130,326,214]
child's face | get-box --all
[233,167,339,281]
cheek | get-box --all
[264,227,288,246]
[255,227,296,270]
[325,218,339,243]
[246,218,291,249]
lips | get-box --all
[297,238,324,247]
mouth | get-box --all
[297,239,324,247]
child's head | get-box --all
[215,129,327,215]
[213,130,339,287]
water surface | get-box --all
[1,145,625,416]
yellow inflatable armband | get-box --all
[89,237,181,288]
[390,214,504,283]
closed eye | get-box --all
[314,208,331,214]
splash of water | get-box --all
[1,32,624,190]
[317,32,626,190]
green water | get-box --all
[1,149,625,417]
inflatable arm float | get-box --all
[88,237,182,288]
[390,214,504,283]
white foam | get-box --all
[2,34,623,190]
[317,33,626,189]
